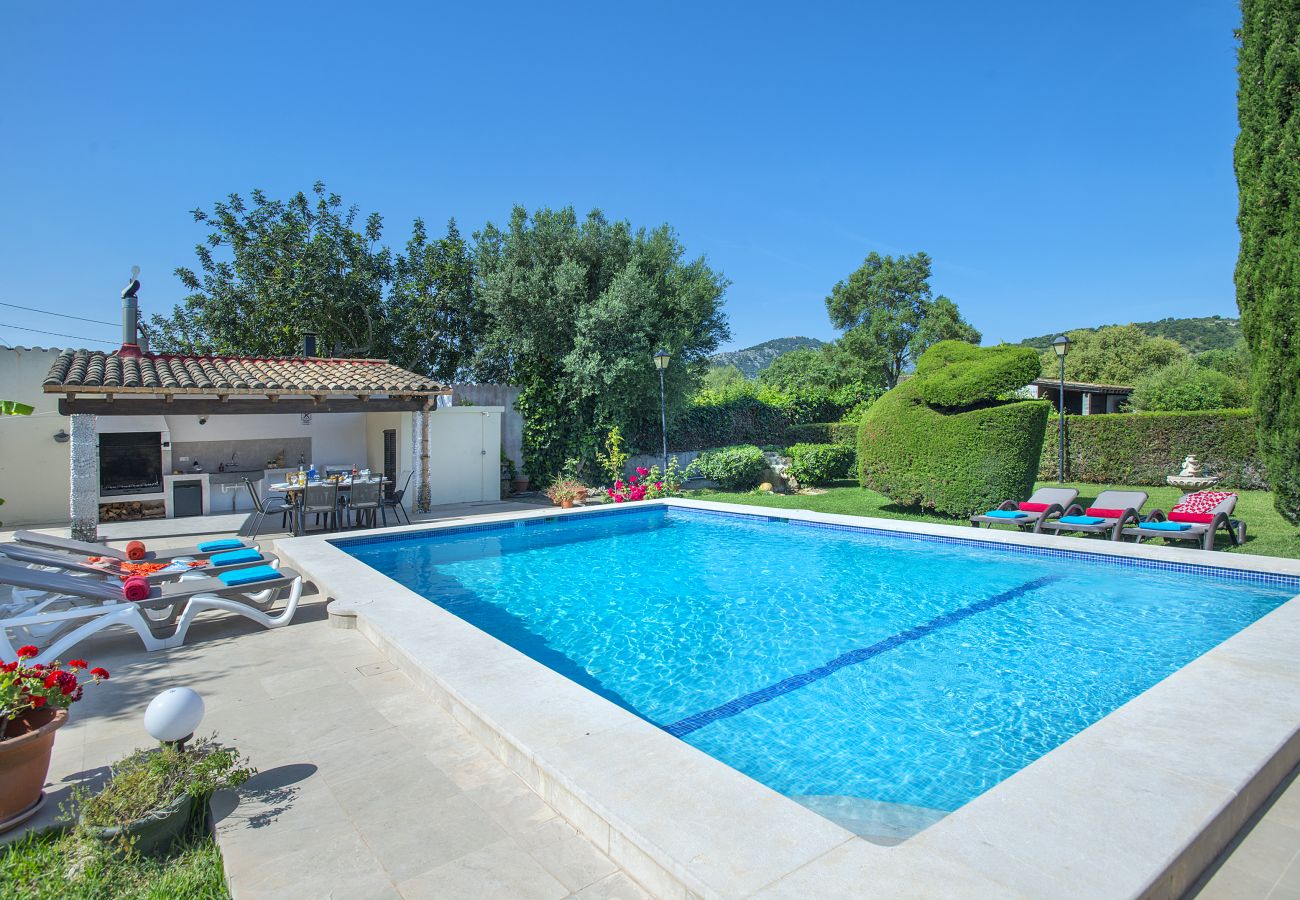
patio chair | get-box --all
[0,559,303,664]
[344,478,382,528]
[969,487,1078,533]
[380,471,414,526]
[13,530,256,563]
[244,477,296,537]
[1121,491,1246,551]
[300,482,339,532]
[1036,490,1149,541]
[0,541,277,583]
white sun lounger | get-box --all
[0,559,303,664]
[0,542,277,583]
[12,530,256,563]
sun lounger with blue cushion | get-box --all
[969,487,1078,532]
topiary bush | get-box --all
[1038,409,1265,489]
[786,443,856,485]
[689,445,768,490]
[857,341,1049,515]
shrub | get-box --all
[1127,360,1250,412]
[786,421,859,446]
[786,443,856,485]
[857,342,1050,515]
[689,445,767,490]
[1038,409,1265,488]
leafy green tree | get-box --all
[152,182,392,357]
[473,206,729,481]
[757,348,841,392]
[1127,360,1251,412]
[388,218,484,382]
[825,251,981,387]
[1236,0,1300,522]
[1037,324,1187,385]
[702,364,746,390]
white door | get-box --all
[427,408,502,505]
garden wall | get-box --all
[1038,409,1266,489]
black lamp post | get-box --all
[1051,335,1072,483]
[653,348,671,474]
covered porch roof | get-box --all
[43,349,449,415]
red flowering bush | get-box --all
[604,460,684,503]
[1,646,108,739]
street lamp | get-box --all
[653,348,671,474]
[1051,335,1072,483]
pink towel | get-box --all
[121,576,150,602]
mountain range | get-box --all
[711,316,1242,378]
[709,336,825,378]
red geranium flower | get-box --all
[16,645,38,659]
[68,659,88,669]
[90,667,110,679]
[30,696,47,708]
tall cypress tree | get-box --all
[1236,0,1300,524]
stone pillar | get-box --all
[68,413,99,542]
[412,408,431,513]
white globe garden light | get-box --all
[144,687,205,747]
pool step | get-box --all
[791,794,949,845]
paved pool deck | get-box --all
[3,504,1299,897]
[2,505,647,898]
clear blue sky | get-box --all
[0,0,1240,353]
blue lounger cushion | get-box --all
[216,565,281,587]
[209,547,263,567]
[1059,515,1105,525]
[197,539,245,553]
[1142,520,1193,532]
[984,509,1028,518]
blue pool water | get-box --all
[341,507,1298,825]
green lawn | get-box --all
[0,829,228,900]
[687,481,1300,560]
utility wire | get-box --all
[0,322,116,345]
[0,300,118,327]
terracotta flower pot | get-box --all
[559,499,574,509]
[513,476,530,493]
[0,708,67,832]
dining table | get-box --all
[268,476,391,535]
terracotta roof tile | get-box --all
[43,349,447,396]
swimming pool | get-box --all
[340,505,1299,837]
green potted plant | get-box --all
[78,737,255,856]
[545,479,586,509]
[0,648,109,832]
[500,449,517,496]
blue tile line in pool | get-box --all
[661,574,1065,738]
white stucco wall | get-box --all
[0,347,72,526]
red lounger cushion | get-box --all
[1085,507,1125,518]
[1169,511,1215,524]
[1018,502,1050,512]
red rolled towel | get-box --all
[125,540,147,561]
[121,576,150,602]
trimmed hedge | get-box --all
[857,342,1049,515]
[1038,409,1266,489]
[786,421,859,446]
[786,443,856,485]
[669,399,789,450]
[689,445,768,490]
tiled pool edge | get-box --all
[274,499,1300,898]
